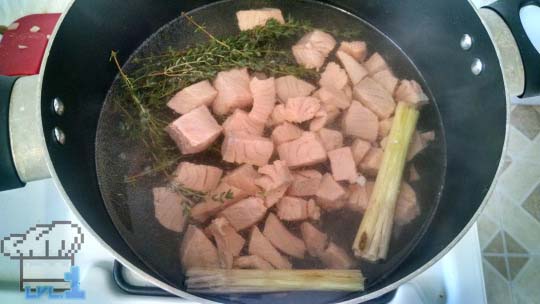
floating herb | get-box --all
[211,190,235,204]
[111,14,349,179]
[182,201,192,216]
[111,51,180,180]
[169,182,207,204]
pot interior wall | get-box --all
[41,0,506,303]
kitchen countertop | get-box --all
[477,104,540,304]
[471,2,540,304]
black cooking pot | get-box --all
[1,0,538,303]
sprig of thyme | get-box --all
[128,17,318,111]
[169,182,207,203]
[211,190,234,204]
[111,51,181,181]
[111,15,345,180]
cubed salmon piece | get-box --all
[269,104,287,126]
[190,182,250,223]
[364,52,389,75]
[353,174,367,186]
[328,147,358,182]
[322,102,341,122]
[351,139,371,164]
[208,217,246,269]
[263,213,306,258]
[309,110,328,132]
[338,41,367,62]
[166,106,223,154]
[312,88,320,99]
[236,8,285,31]
[353,77,396,119]
[317,128,344,151]
[378,117,394,138]
[276,196,309,221]
[407,131,423,161]
[223,109,265,136]
[252,72,269,80]
[233,255,274,270]
[343,84,353,99]
[249,77,276,124]
[380,136,389,150]
[336,50,368,85]
[203,225,214,239]
[362,182,419,226]
[365,181,375,198]
[152,187,188,233]
[180,225,219,270]
[275,75,316,103]
[277,132,327,168]
[394,79,428,106]
[307,199,321,221]
[283,96,321,123]
[360,147,383,176]
[316,173,347,210]
[212,68,253,115]
[271,122,303,145]
[261,185,288,208]
[421,130,436,142]
[292,30,336,70]
[409,164,420,181]
[317,86,351,110]
[287,170,322,197]
[223,164,261,195]
[190,201,222,223]
[366,180,375,200]
[318,242,354,269]
[167,80,218,114]
[220,197,268,231]
[319,62,348,90]
[407,130,435,160]
[347,184,369,213]
[248,226,291,269]
[222,132,274,166]
[173,162,223,192]
[309,103,340,131]
[395,182,420,226]
[207,182,250,208]
[372,69,398,94]
[300,222,328,256]
[341,101,379,142]
[255,160,293,193]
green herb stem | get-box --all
[111,15,332,180]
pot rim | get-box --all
[37,0,510,303]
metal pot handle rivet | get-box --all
[460,34,473,51]
[52,97,65,116]
[471,58,484,75]
[53,127,66,145]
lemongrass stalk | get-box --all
[352,102,419,262]
[185,268,365,293]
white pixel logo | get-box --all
[1,221,84,296]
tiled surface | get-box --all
[510,107,540,140]
[478,105,540,303]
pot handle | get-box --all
[0,75,25,191]
[483,0,540,98]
